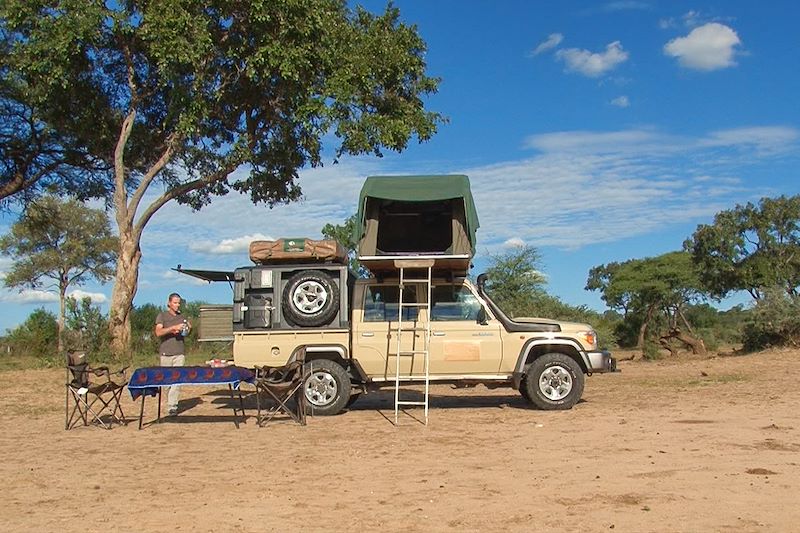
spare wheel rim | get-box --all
[293,280,328,314]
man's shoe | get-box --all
[167,408,178,417]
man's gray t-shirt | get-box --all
[156,311,186,356]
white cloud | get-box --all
[664,23,741,71]
[503,237,526,248]
[524,128,674,154]
[555,41,629,77]
[700,126,799,153]
[682,10,703,27]
[610,95,630,108]
[465,125,799,250]
[531,33,563,56]
[189,233,274,255]
[68,290,108,303]
[0,289,58,304]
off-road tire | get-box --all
[519,378,532,402]
[523,352,585,410]
[282,270,339,327]
[303,359,351,416]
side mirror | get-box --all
[476,306,488,325]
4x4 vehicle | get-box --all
[230,269,615,415]
[187,174,615,415]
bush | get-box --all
[64,297,111,358]
[742,289,800,351]
[4,308,59,361]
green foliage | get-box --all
[741,288,800,351]
[587,251,703,314]
[1,0,443,208]
[321,214,368,276]
[641,341,662,360]
[482,245,616,347]
[2,1,444,349]
[0,196,116,290]
[0,195,116,351]
[64,296,110,357]
[587,251,706,349]
[4,308,58,361]
[686,195,800,300]
[483,245,547,317]
[130,303,161,355]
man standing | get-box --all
[155,293,191,416]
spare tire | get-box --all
[282,270,340,327]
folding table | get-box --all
[128,365,254,429]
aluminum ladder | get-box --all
[392,259,434,425]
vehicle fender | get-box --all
[515,337,591,375]
[301,344,367,383]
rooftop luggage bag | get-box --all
[249,238,348,265]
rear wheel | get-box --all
[303,359,351,416]
[523,353,585,410]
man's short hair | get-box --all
[168,292,181,302]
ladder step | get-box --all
[397,302,430,307]
[395,350,429,355]
[390,326,429,332]
[396,401,428,406]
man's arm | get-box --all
[155,320,182,338]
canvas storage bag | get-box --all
[249,238,348,265]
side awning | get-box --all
[173,266,235,283]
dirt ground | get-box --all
[1,349,799,533]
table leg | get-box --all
[228,384,240,429]
[157,388,162,422]
[138,394,146,430]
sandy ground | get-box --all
[1,349,799,533]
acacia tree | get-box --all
[685,195,800,301]
[587,251,707,354]
[2,1,443,353]
[0,196,117,353]
[483,245,547,317]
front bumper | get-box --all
[586,350,617,373]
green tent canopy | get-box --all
[355,175,480,272]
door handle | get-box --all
[361,332,374,337]
[432,332,445,336]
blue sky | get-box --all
[1,0,799,332]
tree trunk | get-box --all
[660,327,707,356]
[109,234,142,356]
[637,304,656,349]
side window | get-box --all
[363,285,419,322]
[431,284,481,321]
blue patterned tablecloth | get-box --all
[128,366,254,400]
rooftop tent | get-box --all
[355,175,480,273]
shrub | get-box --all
[4,308,59,361]
[742,288,800,351]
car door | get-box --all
[351,282,425,379]
[427,282,503,375]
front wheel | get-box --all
[303,359,351,416]
[523,353,585,410]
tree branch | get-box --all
[132,161,239,242]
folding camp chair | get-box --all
[254,358,307,427]
[65,351,129,430]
